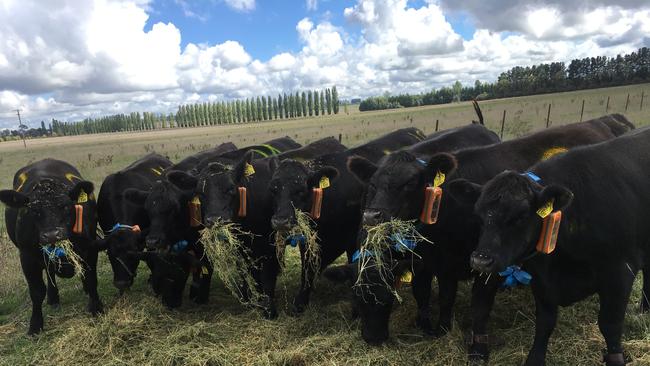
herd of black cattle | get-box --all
[1,102,648,365]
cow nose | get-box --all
[40,228,65,244]
[145,236,162,249]
[470,252,495,272]
[363,210,382,226]
[114,279,133,291]
[204,216,218,228]
[271,217,291,231]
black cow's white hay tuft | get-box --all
[274,208,321,284]
[44,239,85,279]
[355,219,430,301]
[200,221,265,305]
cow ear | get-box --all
[447,179,483,206]
[537,185,573,212]
[268,156,280,173]
[347,156,377,184]
[234,151,256,181]
[308,166,339,188]
[167,170,198,191]
[124,188,149,206]
[423,153,457,184]
[0,190,29,208]
[323,264,356,283]
[68,180,94,201]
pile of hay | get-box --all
[199,221,265,305]
[44,239,86,279]
[355,220,430,301]
[274,208,321,284]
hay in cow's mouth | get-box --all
[274,208,320,284]
[199,221,266,306]
[45,239,86,279]
[355,220,430,302]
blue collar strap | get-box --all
[171,240,188,253]
[288,234,306,248]
[522,172,542,183]
[43,246,66,259]
[498,265,532,288]
[110,223,138,232]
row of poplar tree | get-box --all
[49,87,339,136]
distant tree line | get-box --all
[360,47,650,111]
[2,87,340,139]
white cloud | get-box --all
[0,0,648,128]
[306,0,318,11]
[224,0,255,12]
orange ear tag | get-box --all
[536,211,562,254]
[72,204,84,234]
[237,187,247,218]
[310,188,323,219]
[420,186,443,225]
[131,225,141,233]
[188,196,202,227]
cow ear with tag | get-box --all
[536,185,573,213]
[447,179,483,206]
[308,166,339,188]
[68,180,94,202]
[234,151,256,181]
[0,190,29,208]
[347,156,377,184]
[424,153,457,185]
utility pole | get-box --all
[15,109,27,149]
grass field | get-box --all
[1,84,650,365]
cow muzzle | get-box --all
[362,210,383,227]
[470,251,495,273]
[271,216,292,232]
[40,228,66,244]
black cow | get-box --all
[95,153,173,292]
[453,126,650,366]
[329,114,635,350]
[168,136,348,318]
[124,137,301,308]
[268,128,436,315]
[170,142,237,172]
[0,159,101,334]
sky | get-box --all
[0,0,649,128]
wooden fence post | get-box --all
[546,103,552,128]
[338,133,342,143]
[500,110,506,139]
[625,93,630,112]
[435,119,439,132]
[605,96,610,113]
[641,91,645,111]
[580,100,585,122]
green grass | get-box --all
[0,84,649,365]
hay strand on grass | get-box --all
[274,208,321,284]
[199,221,266,305]
[355,220,430,302]
[45,239,85,279]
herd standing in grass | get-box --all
[1,103,647,366]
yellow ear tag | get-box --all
[201,266,209,275]
[244,163,255,177]
[537,200,554,218]
[400,270,413,285]
[191,196,201,205]
[77,189,88,203]
[319,176,330,189]
[433,171,445,188]
[16,172,28,192]
[150,168,162,176]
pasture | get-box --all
[1,84,650,365]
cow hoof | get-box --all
[47,298,60,307]
[49,303,61,311]
[468,344,489,365]
[289,301,307,316]
[87,300,104,316]
[192,294,209,305]
[262,307,278,320]
[27,321,44,336]
[416,317,435,336]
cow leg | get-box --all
[45,262,60,308]
[292,240,320,315]
[189,254,212,304]
[468,274,502,363]
[525,296,558,366]
[434,272,459,337]
[260,256,279,319]
[640,266,650,313]
[598,263,635,366]
[79,247,103,315]
[412,265,435,335]
[20,251,46,335]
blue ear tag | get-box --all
[171,240,188,253]
[498,265,532,288]
[288,234,306,248]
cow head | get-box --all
[448,171,573,273]
[194,152,256,227]
[348,151,457,226]
[324,255,417,345]
[124,174,196,250]
[95,226,144,291]
[0,179,94,245]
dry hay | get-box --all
[44,239,86,279]
[199,220,266,306]
[355,220,430,301]
[274,208,321,284]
